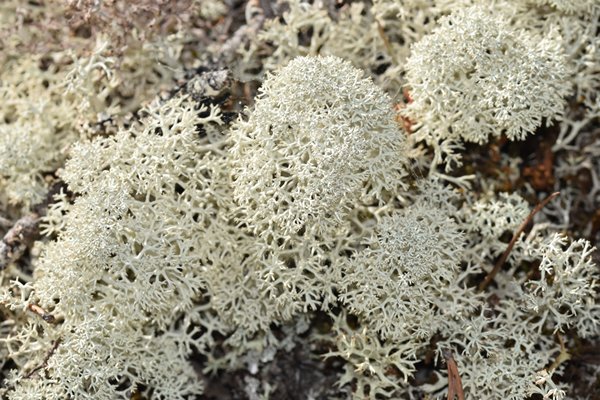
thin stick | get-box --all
[27,303,56,324]
[478,192,559,292]
[24,338,61,379]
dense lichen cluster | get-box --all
[0,1,598,399]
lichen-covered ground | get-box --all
[1,1,598,399]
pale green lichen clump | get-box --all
[2,95,225,399]
[402,5,570,169]
[230,55,408,236]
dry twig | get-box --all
[478,191,560,292]
[27,303,56,324]
[24,338,61,379]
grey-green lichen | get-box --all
[1,1,599,399]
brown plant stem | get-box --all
[478,191,560,292]
[24,338,61,379]
[27,303,56,324]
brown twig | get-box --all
[27,303,56,324]
[478,191,560,292]
[24,338,61,379]
[444,350,465,400]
